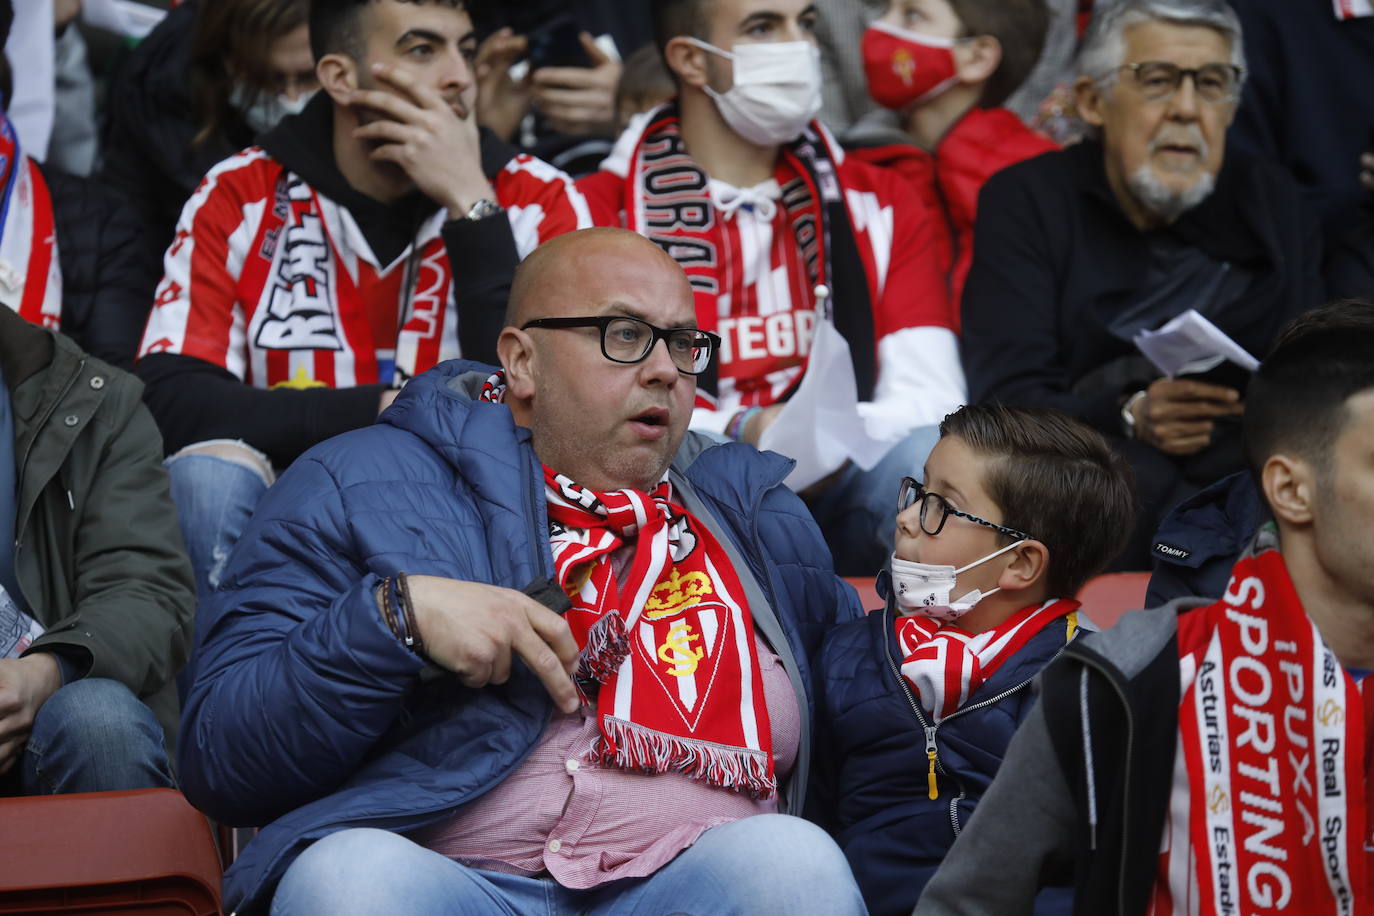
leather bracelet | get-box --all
[377,576,401,639]
[396,572,425,657]
[726,406,763,442]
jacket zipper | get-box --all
[1062,645,1136,915]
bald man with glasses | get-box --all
[177,227,865,916]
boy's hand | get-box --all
[1131,377,1243,456]
[350,63,496,219]
[476,28,532,142]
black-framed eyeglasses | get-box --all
[521,316,721,375]
[1113,61,1245,104]
[897,477,1033,541]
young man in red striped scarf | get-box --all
[918,299,1374,914]
[813,403,1135,915]
[177,227,867,915]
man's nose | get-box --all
[440,47,474,94]
[1166,71,1201,119]
[639,336,683,385]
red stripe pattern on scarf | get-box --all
[0,108,60,330]
[543,465,775,797]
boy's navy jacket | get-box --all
[814,585,1079,916]
[176,360,862,915]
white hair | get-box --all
[1078,0,1246,90]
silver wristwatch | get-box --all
[463,199,502,222]
[1121,390,1147,438]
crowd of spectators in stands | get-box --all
[4,0,1374,912]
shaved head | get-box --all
[505,228,688,329]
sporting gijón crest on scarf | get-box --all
[1154,548,1372,914]
[543,466,775,797]
[0,107,60,330]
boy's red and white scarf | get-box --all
[542,465,775,797]
[894,599,1079,723]
[1151,548,1372,914]
[0,109,60,330]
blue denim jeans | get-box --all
[165,442,273,695]
[806,424,941,577]
[12,678,175,795]
[271,814,865,916]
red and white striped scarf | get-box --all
[1150,548,1372,914]
[1333,0,1374,20]
[895,599,1079,723]
[0,108,60,330]
[543,466,775,797]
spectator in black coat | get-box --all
[960,0,1321,569]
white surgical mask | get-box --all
[230,83,316,135]
[889,539,1026,623]
[685,37,822,147]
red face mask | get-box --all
[862,20,962,111]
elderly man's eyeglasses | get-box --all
[1115,61,1244,104]
[897,477,1033,541]
[521,316,721,375]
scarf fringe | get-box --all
[597,716,776,799]
[576,613,629,684]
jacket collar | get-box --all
[0,308,55,392]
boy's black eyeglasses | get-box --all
[896,477,1033,541]
[521,316,721,375]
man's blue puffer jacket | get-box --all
[177,360,862,914]
[813,584,1080,916]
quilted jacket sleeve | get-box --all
[177,454,428,826]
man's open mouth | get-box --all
[630,408,669,428]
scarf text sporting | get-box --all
[0,108,60,330]
[1157,548,1371,913]
[543,466,775,797]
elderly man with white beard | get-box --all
[958,0,1322,571]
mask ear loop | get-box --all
[953,538,1027,576]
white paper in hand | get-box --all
[1133,309,1259,378]
[757,290,895,491]
[0,584,44,659]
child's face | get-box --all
[879,0,964,38]
[894,435,1014,595]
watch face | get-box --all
[468,199,501,220]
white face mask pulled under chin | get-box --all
[685,37,822,147]
[890,539,1026,623]
[230,84,317,135]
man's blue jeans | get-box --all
[10,678,174,795]
[271,814,866,915]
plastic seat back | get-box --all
[1076,571,1152,630]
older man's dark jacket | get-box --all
[961,139,1322,434]
[1,308,194,748]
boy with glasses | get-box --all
[812,402,1135,915]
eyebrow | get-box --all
[602,303,698,328]
[739,11,784,31]
[394,28,449,49]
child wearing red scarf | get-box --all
[812,403,1135,916]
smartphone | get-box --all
[526,15,590,70]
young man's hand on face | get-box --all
[350,63,497,219]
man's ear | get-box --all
[497,327,538,402]
[664,36,710,91]
[317,53,358,108]
[954,35,1002,88]
[1074,75,1106,128]
[996,540,1050,595]
[1262,454,1316,528]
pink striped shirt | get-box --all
[408,633,800,888]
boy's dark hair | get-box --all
[939,404,1136,597]
[651,0,714,64]
[309,0,485,63]
[949,0,1049,108]
[1244,300,1374,483]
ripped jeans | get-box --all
[165,440,275,696]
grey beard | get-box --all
[1126,165,1216,224]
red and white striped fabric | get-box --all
[1334,0,1374,20]
[578,107,958,439]
[138,149,589,389]
[1148,550,1372,915]
[895,599,1079,722]
[0,108,60,331]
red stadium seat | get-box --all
[843,576,883,613]
[0,788,222,915]
[1075,571,1152,630]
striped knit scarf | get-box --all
[543,466,775,797]
[895,599,1079,723]
[0,109,60,330]
[1334,0,1374,19]
[1152,548,1371,913]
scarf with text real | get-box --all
[0,108,60,330]
[615,103,876,406]
[895,599,1079,723]
[542,465,775,797]
[1153,548,1371,914]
